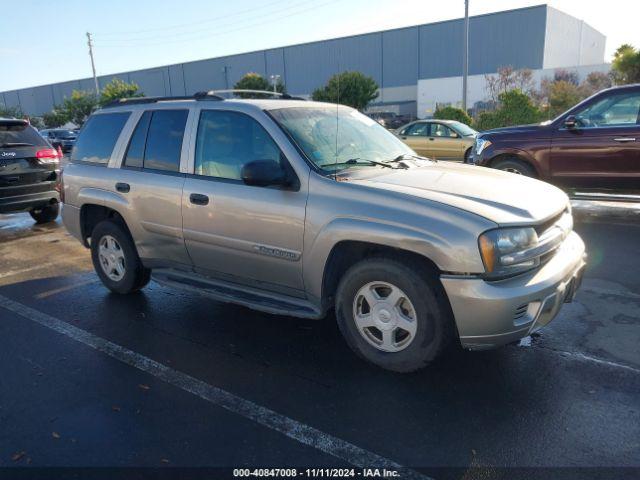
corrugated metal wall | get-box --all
[1,5,603,116]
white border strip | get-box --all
[0,294,430,479]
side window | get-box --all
[194,110,282,181]
[123,111,151,168]
[71,112,130,165]
[430,123,455,137]
[404,123,429,136]
[123,109,188,172]
[574,92,640,128]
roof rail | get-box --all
[200,89,306,100]
[102,92,224,108]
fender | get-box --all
[303,216,486,302]
[484,146,546,178]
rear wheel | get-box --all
[492,157,536,177]
[90,220,151,294]
[29,203,59,224]
[335,258,454,372]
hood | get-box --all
[481,122,550,136]
[349,162,568,225]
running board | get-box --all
[152,269,324,319]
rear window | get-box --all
[71,112,130,165]
[0,121,48,147]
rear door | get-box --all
[551,88,640,190]
[0,121,59,210]
[398,122,431,156]
[117,108,192,266]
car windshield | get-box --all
[450,121,477,136]
[54,130,77,137]
[269,106,414,172]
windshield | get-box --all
[269,106,414,171]
[450,121,477,136]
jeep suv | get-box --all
[470,84,640,191]
[1,118,61,223]
[61,93,586,372]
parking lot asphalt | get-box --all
[0,200,639,478]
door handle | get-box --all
[401,136,407,140]
[115,182,130,193]
[613,137,636,142]
[189,193,209,205]
[428,137,435,141]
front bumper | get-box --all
[441,231,586,350]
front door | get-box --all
[181,109,308,295]
[551,88,640,190]
[428,123,466,161]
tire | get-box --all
[30,203,59,224]
[464,147,472,163]
[90,220,151,294]
[335,257,454,373]
[492,157,536,177]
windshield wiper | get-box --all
[338,158,406,169]
[387,153,437,164]
[0,142,33,148]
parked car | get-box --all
[368,111,405,129]
[397,120,477,161]
[61,93,585,372]
[0,118,61,223]
[40,128,77,153]
[469,84,640,191]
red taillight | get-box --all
[36,148,60,160]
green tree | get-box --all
[0,105,24,118]
[474,89,542,131]
[99,78,143,106]
[312,71,379,110]
[233,72,284,98]
[60,90,98,126]
[546,80,583,117]
[42,109,71,128]
[611,44,640,85]
[433,106,473,126]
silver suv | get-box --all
[62,93,586,372]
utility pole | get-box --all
[222,66,231,90]
[462,0,469,112]
[86,32,99,97]
[270,74,281,93]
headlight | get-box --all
[479,227,539,279]
[475,138,492,155]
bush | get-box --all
[312,71,378,110]
[433,106,473,126]
[474,89,543,131]
[234,73,284,98]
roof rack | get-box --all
[102,91,224,108]
[199,89,306,100]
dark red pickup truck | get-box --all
[469,84,640,191]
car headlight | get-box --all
[475,138,492,155]
[478,227,539,279]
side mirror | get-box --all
[564,115,578,129]
[241,160,289,188]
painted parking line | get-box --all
[0,255,87,280]
[0,293,431,479]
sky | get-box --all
[1,0,639,92]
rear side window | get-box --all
[0,121,48,147]
[71,112,130,164]
[123,109,188,172]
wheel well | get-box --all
[80,204,130,247]
[488,153,538,177]
[321,241,441,307]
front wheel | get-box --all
[90,220,151,294]
[30,203,59,224]
[335,258,454,372]
[492,157,536,177]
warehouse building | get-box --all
[0,4,607,119]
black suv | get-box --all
[0,118,61,223]
[40,128,77,153]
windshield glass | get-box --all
[450,121,477,136]
[269,106,414,171]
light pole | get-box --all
[86,32,99,97]
[270,74,281,93]
[462,0,469,112]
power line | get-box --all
[94,0,318,44]
[93,0,340,48]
